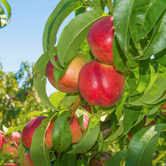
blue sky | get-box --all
[1,1,75,96]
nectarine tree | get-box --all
[2,0,166,166]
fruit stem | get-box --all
[69,94,82,123]
[1,131,19,149]
[153,150,166,165]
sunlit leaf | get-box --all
[125,124,166,166]
[57,9,104,67]
[52,111,72,153]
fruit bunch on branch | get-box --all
[2,0,166,165]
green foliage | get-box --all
[0,0,11,28]
[2,0,166,165]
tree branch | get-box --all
[68,94,82,123]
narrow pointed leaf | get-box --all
[31,118,51,166]
[105,150,127,166]
[33,51,58,110]
[130,64,166,105]
[141,11,166,60]
[43,0,83,52]
[69,116,100,154]
[113,0,132,54]
[125,124,166,166]
[52,111,72,153]
[129,0,166,43]
[0,0,11,28]
[57,9,104,67]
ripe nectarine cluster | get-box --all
[46,16,125,108]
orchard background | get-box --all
[1,0,166,166]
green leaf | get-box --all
[105,150,127,166]
[60,147,77,166]
[33,51,58,110]
[104,122,124,142]
[52,111,72,153]
[0,0,11,28]
[129,64,166,105]
[57,9,104,67]
[26,111,45,118]
[60,93,79,108]
[69,116,100,154]
[140,11,166,60]
[77,156,88,166]
[77,115,84,131]
[18,141,26,165]
[123,105,142,135]
[127,68,139,96]
[155,48,166,66]
[129,0,166,43]
[113,36,127,72]
[107,0,113,14]
[30,118,51,166]
[113,0,131,54]
[125,124,166,166]
[134,60,151,95]
[43,0,84,52]
[49,91,66,108]
[93,0,105,10]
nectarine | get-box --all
[22,152,34,166]
[4,163,19,166]
[46,55,86,93]
[21,116,46,149]
[87,16,114,65]
[78,60,125,107]
[0,131,2,150]
[11,131,21,145]
[3,144,18,154]
[45,114,89,148]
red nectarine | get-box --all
[87,16,114,65]
[22,152,34,166]
[0,131,2,150]
[4,163,19,166]
[11,131,21,145]
[3,144,18,154]
[46,55,86,93]
[45,114,89,148]
[21,116,46,149]
[78,60,125,107]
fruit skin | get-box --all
[0,131,2,150]
[22,152,34,166]
[45,55,86,93]
[4,163,19,166]
[11,131,21,145]
[21,116,46,149]
[89,151,112,166]
[3,144,18,154]
[70,114,89,143]
[45,114,89,148]
[78,60,125,107]
[87,16,114,65]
